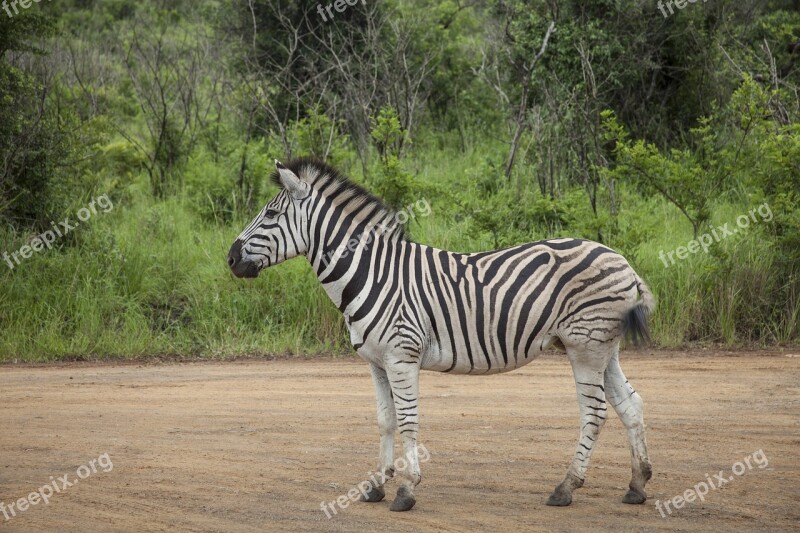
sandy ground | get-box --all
[0,350,798,532]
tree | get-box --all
[0,11,76,226]
[120,7,224,197]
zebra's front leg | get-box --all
[386,357,421,512]
[547,347,612,506]
[359,363,398,503]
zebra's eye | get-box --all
[265,209,279,219]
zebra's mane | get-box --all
[270,157,405,238]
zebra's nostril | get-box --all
[228,239,243,270]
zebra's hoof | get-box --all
[359,485,385,502]
[622,489,646,504]
[546,490,572,506]
[389,486,416,512]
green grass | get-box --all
[0,196,347,362]
[0,148,796,362]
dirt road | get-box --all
[1,350,798,532]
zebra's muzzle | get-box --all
[228,239,260,279]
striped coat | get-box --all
[229,158,654,512]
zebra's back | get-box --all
[413,238,646,374]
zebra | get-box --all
[228,158,654,512]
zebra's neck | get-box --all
[306,193,407,310]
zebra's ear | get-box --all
[275,160,309,199]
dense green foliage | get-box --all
[1,0,798,361]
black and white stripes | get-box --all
[228,158,654,511]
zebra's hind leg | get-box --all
[604,349,652,504]
[359,363,397,503]
[547,344,614,506]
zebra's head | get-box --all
[227,161,311,278]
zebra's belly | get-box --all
[420,332,560,375]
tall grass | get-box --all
[0,147,795,362]
[0,196,346,362]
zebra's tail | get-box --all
[623,274,655,346]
